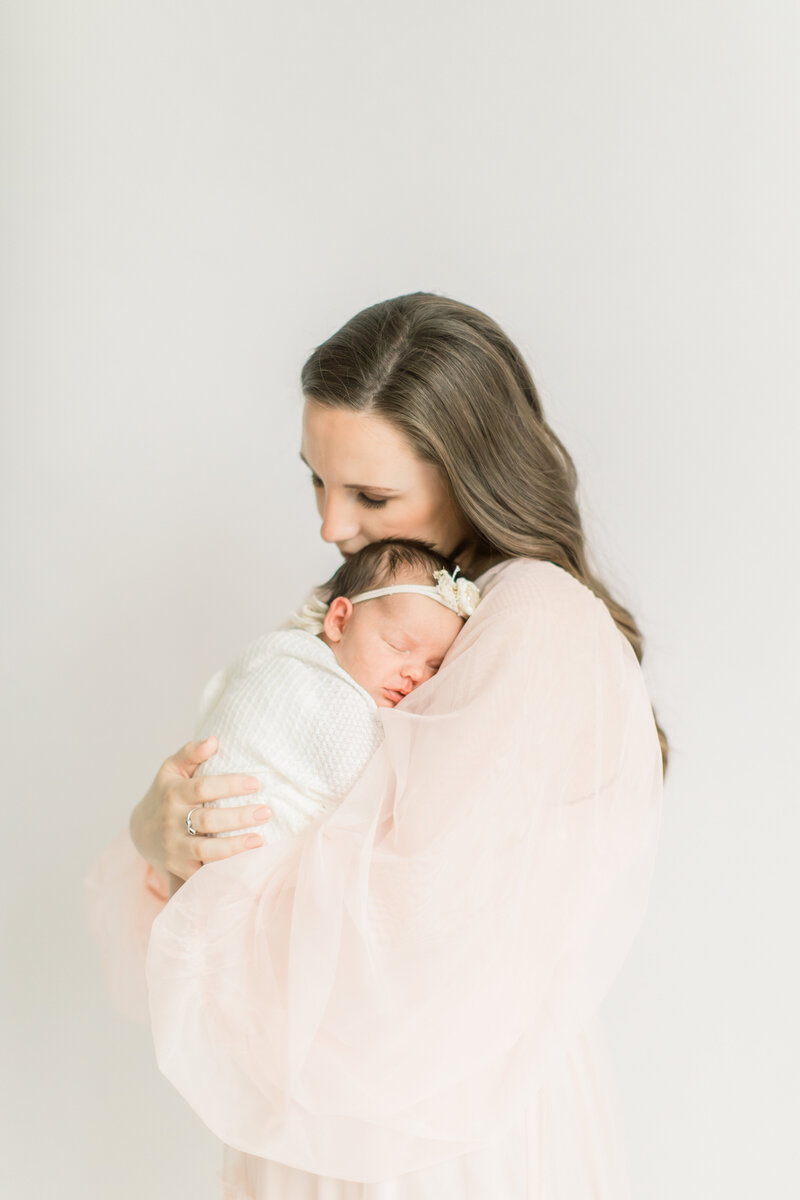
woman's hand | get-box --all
[129,736,272,882]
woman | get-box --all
[89,292,666,1198]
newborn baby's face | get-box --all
[326,589,465,708]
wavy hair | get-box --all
[300,292,668,774]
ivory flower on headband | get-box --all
[430,566,482,617]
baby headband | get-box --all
[351,566,481,619]
[289,566,481,636]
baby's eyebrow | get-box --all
[299,452,402,495]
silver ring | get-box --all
[185,806,201,836]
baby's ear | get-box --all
[322,596,354,642]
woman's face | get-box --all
[300,399,472,560]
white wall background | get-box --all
[2,1,797,1196]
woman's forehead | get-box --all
[301,402,417,476]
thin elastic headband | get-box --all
[351,585,459,612]
[352,567,481,619]
[287,566,481,636]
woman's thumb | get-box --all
[175,735,217,774]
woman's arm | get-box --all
[144,559,663,1179]
[84,735,275,1018]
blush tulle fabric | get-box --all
[86,559,663,1197]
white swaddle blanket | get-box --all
[193,628,384,842]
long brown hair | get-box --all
[300,292,668,774]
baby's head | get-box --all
[316,540,479,708]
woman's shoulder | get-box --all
[472,556,626,660]
[477,556,597,613]
[467,557,644,701]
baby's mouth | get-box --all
[382,687,406,705]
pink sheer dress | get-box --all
[86,558,663,1198]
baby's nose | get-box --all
[402,662,430,686]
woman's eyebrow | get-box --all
[299,452,403,495]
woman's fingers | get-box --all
[191,831,266,863]
[192,772,261,805]
[153,749,268,873]
[186,803,272,836]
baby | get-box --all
[191,538,481,846]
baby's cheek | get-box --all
[352,648,384,693]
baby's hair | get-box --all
[319,539,459,605]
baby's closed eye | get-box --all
[383,638,409,653]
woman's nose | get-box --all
[319,494,360,544]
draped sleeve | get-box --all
[84,829,170,1024]
[143,558,663,1181]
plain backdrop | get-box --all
[1,1,797,1196]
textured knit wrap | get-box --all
[193,629,383,841]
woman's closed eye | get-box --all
[309,473,388,510]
